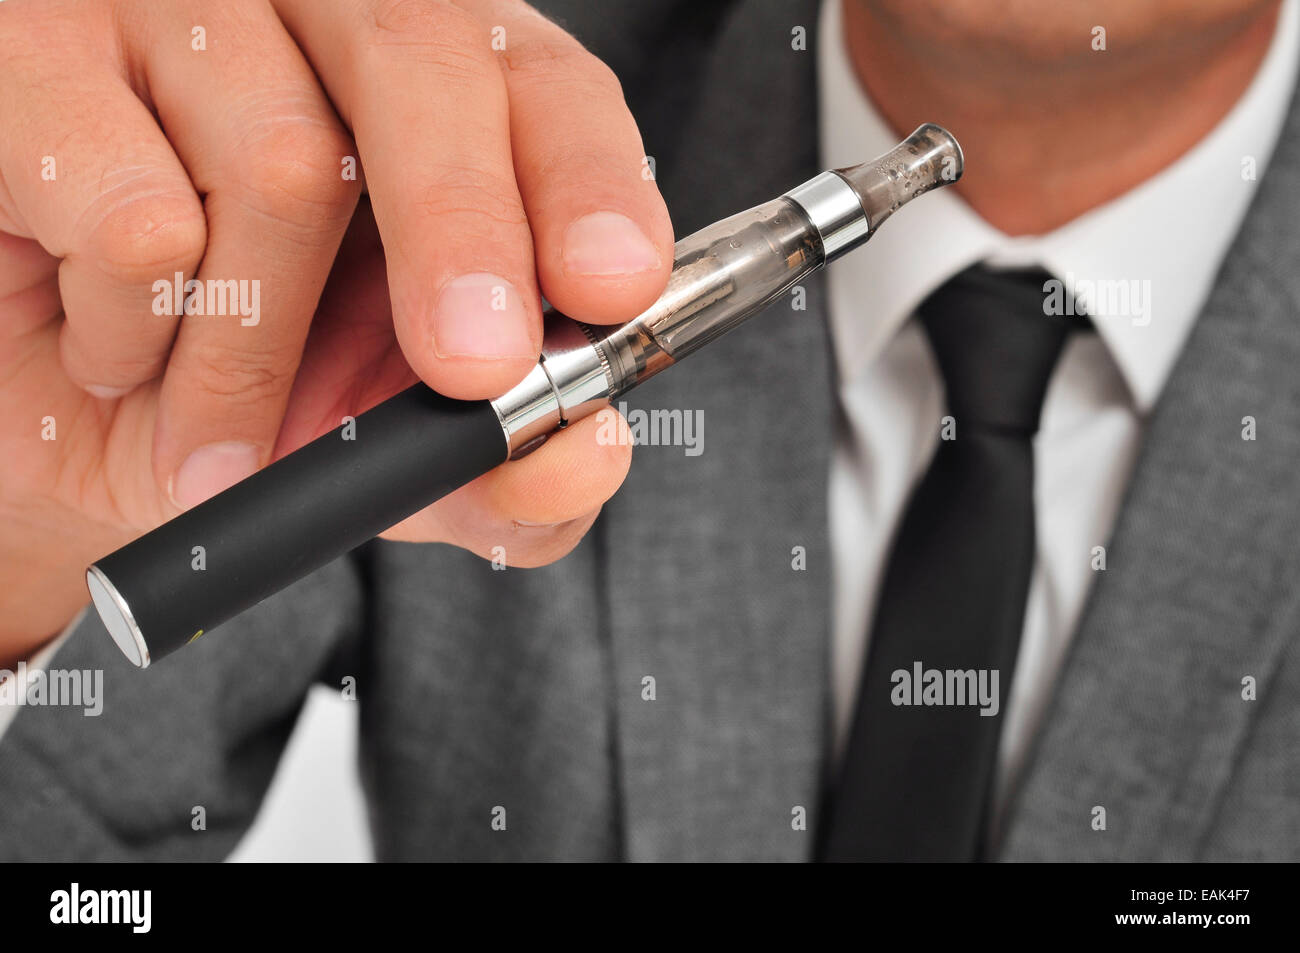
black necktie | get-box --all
[817,264,1080,862]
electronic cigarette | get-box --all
[87,124,963,667]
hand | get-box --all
[0,0,672,661]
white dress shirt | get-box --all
[818,0,1299,833]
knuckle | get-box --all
[359,0,501,100]
[81,191,208,287]
[236,116,358,225]
[0,5,63,70]
[61,332,167,389]
[502,38,623,97]
[414,164,526,232]
[367,0,454,38]
[72,349,166,387]
[184,343,297,408]
[365,0,489,65]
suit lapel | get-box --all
[595,0,1300,863]
[1000,78,1300,860]
[602,0,832,861]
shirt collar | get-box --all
[817,0,1300,413]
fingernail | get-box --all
[562,211,661,276]
[84,383,133,400]
[432,273,535,360]
[170,442,260,510]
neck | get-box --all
[843,0,1284,235]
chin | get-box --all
[852,0,1279,65]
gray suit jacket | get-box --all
[3,0,1298,862]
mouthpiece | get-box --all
[782,123,962,262]
[836,122,964,232]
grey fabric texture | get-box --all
[2,0,1296,861]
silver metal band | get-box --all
[490,314,617,457]
[783,171,871,261]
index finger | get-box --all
[483,0,674,323]
[272,0,673,401]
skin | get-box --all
[0,0,1284,665]
[0,0,662,665]
[845,0,1284,234]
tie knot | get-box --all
[917,265,1078,435]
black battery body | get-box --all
[90,384,508,664]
